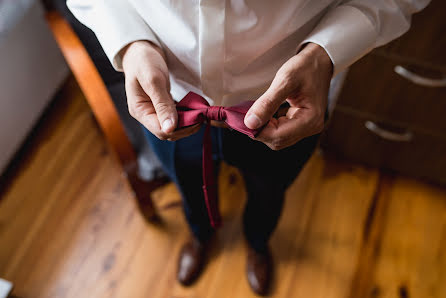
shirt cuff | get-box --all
[298,5,378,76]
[68,0,162,71]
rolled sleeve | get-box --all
[299,5,377,76]
[67,0,161,71]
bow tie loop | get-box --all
[205,106,225,122]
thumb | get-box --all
[244,87,286,129]
[141,76,178,133]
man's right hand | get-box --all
[122,41,201,141]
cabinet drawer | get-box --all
[337,54,446,136]
[322,109,446,185]
[375,0,446,68]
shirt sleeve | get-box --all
[67,0,162,71]
[299,0,431,76]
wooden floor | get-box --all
[0,79,445,298]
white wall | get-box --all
[0,1,68,173]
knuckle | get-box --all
[153,101,174,114]
[279,70,292,84]
[146,73,165,87]
[276,69,294,88]
[256,96,277,117]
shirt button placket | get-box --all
[199,0,226,106]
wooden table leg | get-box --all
[46,11,167,221]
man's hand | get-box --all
[122,41,200,141]
[244,43,333,150]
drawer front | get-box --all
[322,109,446,185]
[337,54,446,136]
[375,0,446,68]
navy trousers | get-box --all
[143,125,319,253]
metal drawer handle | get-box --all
[365,121,413,142]
[394,65,446,87]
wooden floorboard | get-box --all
[0,79,444,298]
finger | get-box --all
[138,74,178,134]
[244,71,297,130]
[255,119,302,150]
[140,112,170,140]
[126,78,170,139]
[255,110,312,150]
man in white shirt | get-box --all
[68,0,429,295]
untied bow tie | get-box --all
[176,92,262,228]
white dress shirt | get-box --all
[67,0,429,106]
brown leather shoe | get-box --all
[177,236,208,286]
[246,245,273,296]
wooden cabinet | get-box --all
[322,0,446,184]
[375,0,446,70]
[324,109,446,184]
[337,54,446,136]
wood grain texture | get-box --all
[45,11,135,166]
[334,54,446,137]
[323,0,446,185]
[349,174,446,298]
[374,0,446,70]
[0,81,445,298]
[45,11,164,219]
[322,0,446,186]
[322,109,446,185]
[368,177,446,298]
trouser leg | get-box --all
[223,129,320,253]
[142,125,222,242]
[240,168,287,253]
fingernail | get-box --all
[162,119,174,132]
[245,114,262,129]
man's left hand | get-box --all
[244,43,333,150]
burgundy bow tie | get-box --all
[176,92,262,228]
